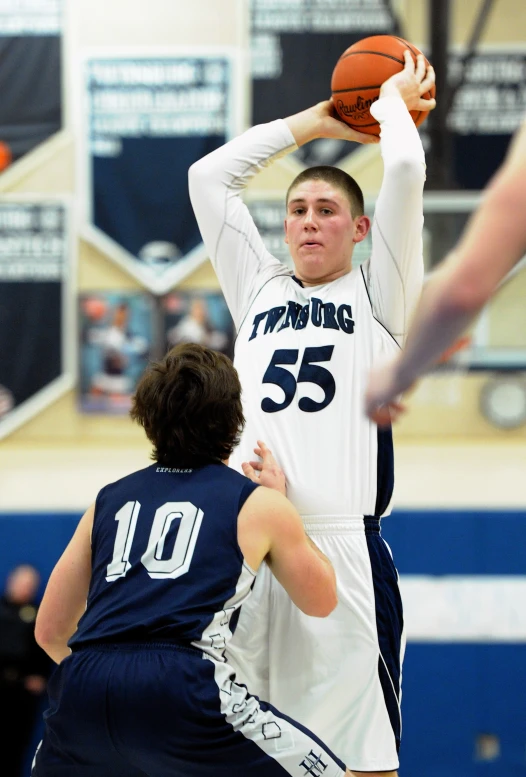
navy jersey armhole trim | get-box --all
[238,480,259,512]
[360,265,402,351]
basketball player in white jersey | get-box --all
[366,116,526,425]
[189,51,435,776]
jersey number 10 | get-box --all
[106,501,203,582]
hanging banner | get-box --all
[447,47,526,188]
[0,0,62,170]
[250,0,395,166]
[0,197,73,439]
[80,50,241,294]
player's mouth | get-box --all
[300,240,323,248]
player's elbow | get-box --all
[35,613,68,654]
[386,156,426,187]
[34,618,55,653]
[188,158,207,195]
[300,584,338,618]
[313,591,338,617]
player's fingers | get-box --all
[370,407,392,427]
[342,128,379,144]
[419,97,436,111]
[327,100,380,143]
[419,65,435,92]
[403,49,414,72]
[370,401,406,427]
[257,439,279,465]
[249,460,263,471]
[241,462,258,482]
[256,439,269,455]
[414,52,426,81]
[389,400,406,417]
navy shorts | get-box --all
[32,643,346,777]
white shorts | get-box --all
[226,516,405,773]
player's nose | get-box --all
[303,208,318,228]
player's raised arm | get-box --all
[365,116,526,424]
[188,122,296,328]
[365,51,435,345]
[189,105,376,328]
[284,99,380,148]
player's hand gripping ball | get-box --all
[331,35,436,136]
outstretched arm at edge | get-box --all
[365,117,526,422]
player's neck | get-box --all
[294,266,351,287]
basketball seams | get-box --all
[338,50,405,66]
[332,85,383,94]
[392,36,420,59]
[331,34,433,133]
[347,122,380,129]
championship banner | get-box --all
[0,0,62,170]
[250,0,395,166]
[447,47,526,188]
[0,197,73,439]
[80,51,241,294]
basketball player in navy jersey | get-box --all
[189,52,435,775]
[32,343,355,777]
[366,116,526,424]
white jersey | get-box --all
[190,97,426,771]
[189,95,425,520]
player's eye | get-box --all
[320,208,333,215]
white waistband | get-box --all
[302,515,380,536]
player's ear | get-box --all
[284,217,289,244]
[353,214,370,244]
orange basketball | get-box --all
[331,35,435,136]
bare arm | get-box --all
[35,505,94,664]
[238,486,337,618]
[365,117,526,424]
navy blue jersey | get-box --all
[69,463,258,659]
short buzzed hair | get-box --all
[286,166,364,217]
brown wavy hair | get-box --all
[130,343,245,467]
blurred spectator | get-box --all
[0,565,51,777]
[166,296,230,354]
